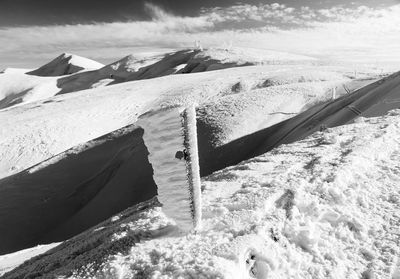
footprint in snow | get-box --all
[244,248,271,279]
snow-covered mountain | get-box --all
[27,53,104,77]
[0,47,398,278]
[0,48,316,110]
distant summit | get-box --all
[27,53,104,77]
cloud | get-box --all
[0,3,214,66]
[144,2,171,20]
[1,2,400,68]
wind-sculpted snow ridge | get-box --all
[4,110,400,278]
[197,70,400,176]
[138,106,201,231]
[27,53,104,77]
[0,106,200,254]
[0,124,157,254]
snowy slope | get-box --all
[0,53,106,109]
[0,124,160,254]
[0,68,395,255]
[4,110,400,278]
[0,243,59,276]
[0,105,199,254]
[0,106,201,254]
[197,72,399,176]
[0,64,358,179]
[0,68,32,74]
[0,62,390,253]
[27,53,104,76]
[0,73,58,109]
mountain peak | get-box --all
[27,53,104,77]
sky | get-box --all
[0,0,400,68]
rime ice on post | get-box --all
[332,87,337,100]
[138,106,202,232]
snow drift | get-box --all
[0,125,157,254]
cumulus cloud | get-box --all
[1,2,399,68]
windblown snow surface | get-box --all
[3,110,400,279]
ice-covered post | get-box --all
[332,86,337,100]
[182,105,202,230]
[138,105,202,232]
